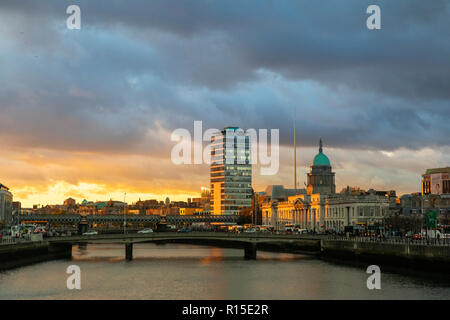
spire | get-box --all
[319,138,323,153]
[294,106,297,192]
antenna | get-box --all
[123,192,127,235]
[294,106,297,192]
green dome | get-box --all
[313,152,330,166]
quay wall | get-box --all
[320,239,450,274]
[0,242,72,271]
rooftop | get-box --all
[425,167,450,175]
[0,183,9,191]
[312,138,331,166]
[262,185,306,201]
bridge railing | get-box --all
[0,234,32,245]
[48,231,322,243]
[326,235,450,246]
[18,213,239,223]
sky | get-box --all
[0,0,449,207]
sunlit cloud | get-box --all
[0,0,449,207]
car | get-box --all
[412,234,423,240]
[177,227,191,233]
[137,228,154,234]
[82,230,98,236]
[405,231,413,238]
[295,229,308,235]
[243,228,257,233]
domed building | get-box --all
[261,138,395,233]
[306,139,336,195]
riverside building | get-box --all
[210,127,252,215]
[0,183,13,225]
[261,141,395,232]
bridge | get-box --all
[17,214,239,224]
[48,232,321,260]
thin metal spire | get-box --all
[294,107,297,192]
[319,138,323,153]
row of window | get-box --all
[211,177,251,183]
[211,172,251,178]
[422,180,450,194]
[325,206,385,218]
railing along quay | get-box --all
[0,234,33,246]
[327,235,450,246]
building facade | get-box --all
[261,188,394,232]
[400,193,422,215]
[323,189,394,232]
[63,197,76,207]
[420,167,450,217]
[261,141,396,232]
[422,167,450,195]
[0,183,13,225]
[210,127,252,215]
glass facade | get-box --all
[210,128,252,215]
[0,185,13,225]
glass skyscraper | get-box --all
[0,183,13,225]
[210,127,252,215]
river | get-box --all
[0,243,449,299]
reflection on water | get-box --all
[0,243,449,300]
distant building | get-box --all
[306,139,336,195]
[262,188,394,232]
[323,188,395,231]
[422,194,450,216]
[0,183,13,225]
[179,207,203,215]
[127,209,140,215]
[210,127,252,215]
[78,199,98,215]
[400,193,423,215]
[260,185,306,202]
[162,206,180,215]
[12,201,21,213]
[419,167,450,217]
[137,199,160,209]
[63,197,76,207]
[261,140,396,232]
[99,200,127,215]
[422,167,450,195]
[195,187,211,211]
[145,208,162,215]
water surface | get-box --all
[0,243,449,299]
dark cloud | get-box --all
[0,0,449,154]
